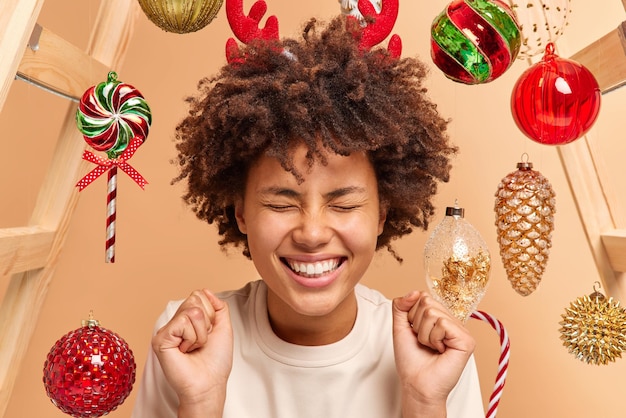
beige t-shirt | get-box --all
[132,281,485,417]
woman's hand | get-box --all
[392,291,475,417]
[152,289,233,417]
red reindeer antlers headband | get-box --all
[225,0,402,64]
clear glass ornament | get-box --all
[424,203,491,322]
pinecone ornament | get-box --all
[559,284,626,365]
[494,158,556,295]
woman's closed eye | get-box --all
[265,203,298,211]
[329,204,361,212]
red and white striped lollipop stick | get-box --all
[470,310,510,418]
[105,166,117,263]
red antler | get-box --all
[357,0,402,58]
[225,0,280,63]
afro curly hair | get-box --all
[173,15,456,261]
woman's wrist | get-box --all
[401,383,447,418]
[177,386,227,418]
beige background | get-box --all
[2,0,626,416]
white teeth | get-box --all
[288,259,339,276]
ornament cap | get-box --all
[517,153,533,170]
[82,319,100,327]
[589,291,606,301]
[445,205,464,218]
[516,161,533,170]
[82,311,100,328]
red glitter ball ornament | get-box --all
[511,42,601,145]
[43,316,136,417]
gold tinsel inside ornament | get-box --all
[137,0,224,34]
[559,284,626,365]
[431,251,491,322]
[494,157,555,296]
[425,204,491,323]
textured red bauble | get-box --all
[511,43,601,145]
[43,318,136,417]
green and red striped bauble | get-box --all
[431,0,521,84]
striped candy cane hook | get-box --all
[105,166,117,263]
[470,310,510,418]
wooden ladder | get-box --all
[0,1,138,416]
[561,7,626,300]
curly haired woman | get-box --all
[132,13,484,418]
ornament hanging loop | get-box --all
[590,281,606,300]
[544,42,556,56]
[517,153,533,170]
[107,71,118,83]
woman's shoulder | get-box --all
[355,283,392,307]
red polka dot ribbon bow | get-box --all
[76,136,148,191]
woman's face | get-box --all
[234,144,386,342]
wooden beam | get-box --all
[570,22,626,94]
[0,0,45,113]
[559,20,626,301]
[557,139,626,301]
[0,226,54,276]
[0,1,139,416]
[17,24,111,101]
[602,229,626,272]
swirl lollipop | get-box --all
[77,71,151,158]
[75,71,151,263]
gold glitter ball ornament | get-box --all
[424,204,491,323]
[494,158,555,296]
[559,285,626,365]
[137,0,224,34]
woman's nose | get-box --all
[291,212,332,249]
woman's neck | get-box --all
[266,289,358,346]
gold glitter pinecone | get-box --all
[559,289,626,365]
[494,159,555,296]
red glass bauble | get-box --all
[43,318,136,417]
[511,43,601,145]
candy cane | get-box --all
[470,310,510,418]
[105,166,117,263]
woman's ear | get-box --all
[377,203,388,236]
[234,197,247,234]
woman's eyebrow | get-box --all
[258,186,367,199]
[324,186,367,200]
[258,186,300,198]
